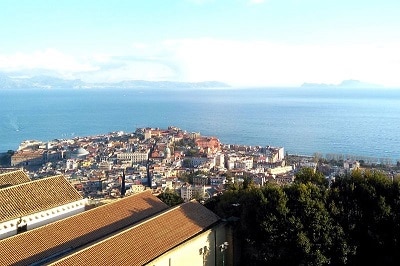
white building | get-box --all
[117,150,149,164]
[66,159,78,170]
[343,160,360,172]
[267,165,293,175]
[215,153,225,168]
[235,157,254,170]
[180,184,206,202]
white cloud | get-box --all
[0,40,399,87]
[0,49,97,74]
[159,38,400,87]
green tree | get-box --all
[157,188,183,207]
[328,170,399,265]
[284,183,352,265]
[206,169,400,266]
[295,167,328,188]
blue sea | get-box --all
[1,87,400,162]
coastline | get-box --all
[1,88,400,161]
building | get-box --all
[0,192,231,266]
[343,160,360,172]
[11,149,45,167]
[0,175,86,239]
[235,157,254,170]
[0,191,168,265]
[69,147,90,159]
[267,165,293,175]
[215,152,225,168]
[50,201,226,266]
[65,159,78,170]
[98,160,113,171]
[0,169,30,188]
[193,174,209,186]
[195,137,221,154]
[181,184,206,202]
[117,150,149,164]
[264,146,285,163]
[187,156,209,168]
[129,184,146,194]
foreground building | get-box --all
[0,173,86,240]
[0,190,230,266]
[50,201,226,266]
[0,169,30,188]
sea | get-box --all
[1,87,400,162]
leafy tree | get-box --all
[328,170,399,265]
[284,183,352,265]
[157,188,183,207]
[295,167,328,188]
[206,169,400,266]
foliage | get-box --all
[206,169,400,265]
[179,170,208,184]
[173,138,196,150]
[295,167,328,188]
[157,188,183,207]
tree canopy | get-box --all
[157,188,183,207]
[206,169,400,265]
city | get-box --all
[2,126,399,202]
[1,126,400,265]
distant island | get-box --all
[0,72,230,89]
[301,79,383,88]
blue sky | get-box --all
[0,0,399,87]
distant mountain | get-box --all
[301,79,383,89]
[0,73,230,89]
[0,73,15,89]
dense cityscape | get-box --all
[2,126,400,265]
[1,126,399,200]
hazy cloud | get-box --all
[0,39,399,87]
[0,49,97,73]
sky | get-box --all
[0,0,399,87]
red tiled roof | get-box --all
[0,169,30,187]
[0,190,168,266]
[50,201,220,266]
[0,175,82,223]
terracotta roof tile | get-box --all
[0,170,30,188]
[0,175,82,223]
[0,191,168,266]
[50,201,220,266]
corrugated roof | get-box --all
[0,169,30,188]
[50,201,220,266]
[0,175,82,223]
[0,190,168,266]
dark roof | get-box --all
[50,201,220,266]
[0,190,168,265]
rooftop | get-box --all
[0,190,169,265]
[0,175,82,223]
[50,201,220,266]
[0,169,30,188]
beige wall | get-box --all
[147,223,232,266]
